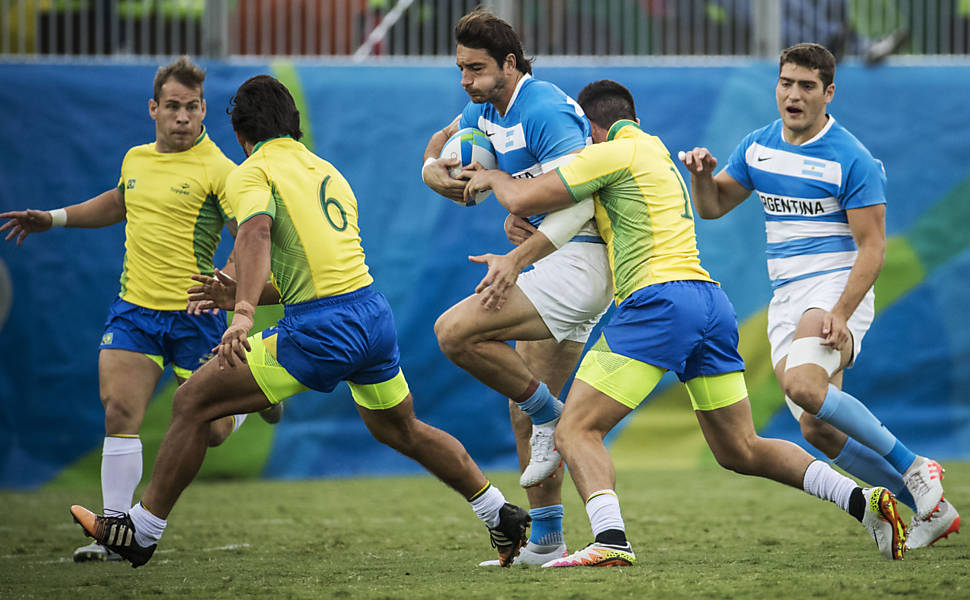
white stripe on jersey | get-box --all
[757,191,842,217]
[767,250,858,282]
[745,142,843,186]
[765,220,853,244]
[478,117,527,155]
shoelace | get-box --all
[531,428,556,462]
[905,471,931,496]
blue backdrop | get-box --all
[1,60,968,489]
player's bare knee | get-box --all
[102,399,138,433]
[206,416,233,447]
[711,438,758,475]
[433,313,470,359]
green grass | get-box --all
[2,464,968,599]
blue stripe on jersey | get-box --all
[766,235,857,259]
[571,235,606,244]
[771,267,854,290]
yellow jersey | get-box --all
[117,128,236,310]
[225,137,372,305]
[557,120,713,303]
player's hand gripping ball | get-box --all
[440,127,497,206]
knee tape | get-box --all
[784,395,805,421]
[785,337,840,377]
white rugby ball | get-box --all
[440,127,498,206]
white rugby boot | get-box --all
[478,541,567,566]
[519,419,561,488]
[542,541,635,567]
[902,456,945,519]
[906,498,961,549]
[861,487,907,560]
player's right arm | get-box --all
[0,187,126,246]
[680,148,750,219]
[421,115,465,201]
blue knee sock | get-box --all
[815,385,916,475]
[833,437,917,512]
[529,504,564,546]
[516,382,562,426]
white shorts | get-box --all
[518,240,613,343]
[767,270,875,370]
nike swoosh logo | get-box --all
[757,155,771,161]
[485,131,495,137]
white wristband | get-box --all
[49,208,68,227]
[423,157,436,169]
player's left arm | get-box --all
[215,213,273,368]
[822,203,886,348]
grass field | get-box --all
[2,463,967,599]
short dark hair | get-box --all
[153,55,205,101]
[228,75,303,145]
[779,43,836,89]
[455,9,532,75]
[577,80,637,130]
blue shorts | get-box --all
[599,280,745,382]
[99,297,226,373]
[265,285,402,393]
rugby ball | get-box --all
[440,127,497,206]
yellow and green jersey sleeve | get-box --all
[557,120,714,303]
[116,129,237,310]
[225,137,372,305]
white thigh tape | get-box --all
[785,337,840,376]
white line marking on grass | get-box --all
[203,543,251,552]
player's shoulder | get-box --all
[823,118,876,161]
[517,77,574,113]
[122,142,156,161]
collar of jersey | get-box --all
[606,119,641,141]
[193,126,208,147]
[502,73,531,115]
[251,135,294,154]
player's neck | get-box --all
[492,72,524,117]
[783,114,830,145]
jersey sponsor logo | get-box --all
[126,179,136,190]
[758,192,826,216]
[170,182,191,196]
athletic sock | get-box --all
[833,437,917,512]
[231,413,247,433]
[469,483,507,528]
[585,489,626,541]
[802,459,858,514]
[129,502,166,547]
[513,381,563,426]
[815,384,917,474]
[847,488,866,523]
[101,436,143,518]
[528,504,564,546]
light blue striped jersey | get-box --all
[459,74,599,239]
[724,116,886,290]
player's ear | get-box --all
[200,98,207,120]
[504,53,516,74]
[148,98,158,120]
[824,83,835,103]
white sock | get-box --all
[101,436,142,517]
[802,460,857,513]
[231,413,247,433]
[585,490,625,537]
[129,502,166,547]
[470,484,507,528]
